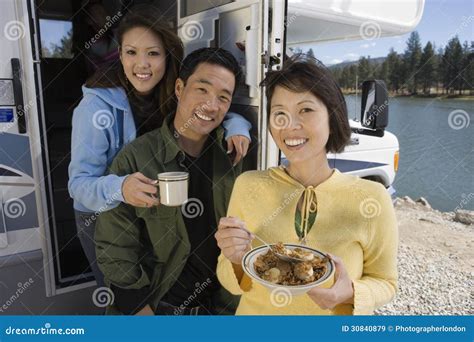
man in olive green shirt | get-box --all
[95,48,250,315]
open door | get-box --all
[177,0,288,170]
[25,0,96,296]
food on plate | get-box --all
[272,242,315,261]
[255,243,329,285]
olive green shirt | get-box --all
[95,114,245,315]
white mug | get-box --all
[157,172,189,206]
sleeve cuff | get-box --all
[352,280,376,315]
[108,175,128,206]
[222,112,252,142]
[216,255,249,295]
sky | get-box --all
[39,0,472,64]
[39,19,72,51]
[299,0,473,66]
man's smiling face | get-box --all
[174,62,235,139]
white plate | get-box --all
[242,244,335,296]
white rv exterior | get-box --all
[0,0,423,314]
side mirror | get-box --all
[360,80,389,131]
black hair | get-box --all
[85,4,183,129]
[261,54,351,153]
[178,47,242,92]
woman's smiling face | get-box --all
[120,26,166,95]
[269,86,330,164]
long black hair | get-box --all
[85,4,184,129]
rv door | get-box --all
[177,0,287,170]
[0,0,103,302]
[0,0,57,298]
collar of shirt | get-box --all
[161,113,227,164]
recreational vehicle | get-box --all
[0,0,423,314]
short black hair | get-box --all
[178,47,242,92]
[261,54,351,153]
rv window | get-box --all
[0,167,21,177]
[39,19,74,59]
[180,0,234,17]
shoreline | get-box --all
[342,91,474,100]
[375,196,473,315]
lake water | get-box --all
[345,95,473,212]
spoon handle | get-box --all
[253,234,272,248]
[239,226,272,249]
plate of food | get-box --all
[242,242,335,296]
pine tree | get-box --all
[307,48,316,59]
[436,47,444,93]
[376,60,389,85]
[461,41,473,95]
[348,65,358,90]
[441,37,464,94]
[49,28,73,58]
[418,41,436,94]
[385,48,403,93]
[468,42,474,95]
[403,31,422,94]
[357,56,372,83]
[341,66,351,89]
[332,67,343,88]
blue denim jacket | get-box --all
[68,86,251,212]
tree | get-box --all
[418,41,436,94]
[441,36,464,94]
[48,28,73,58]
[307,48,315,59]
[403,31,422,94]
[357,56,372,83]
[435,47,444,93]
[289,47,303,55]
[461,41,474,95]
[375,59,389,84]
[348,65,358,90]
[385,48,403,93]
[331,67,343,87]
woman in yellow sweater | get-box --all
[215,55,398,315]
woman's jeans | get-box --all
[74,210,105,287]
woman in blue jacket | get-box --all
[68,5,251,287]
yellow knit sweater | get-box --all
[216,166,398,315]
